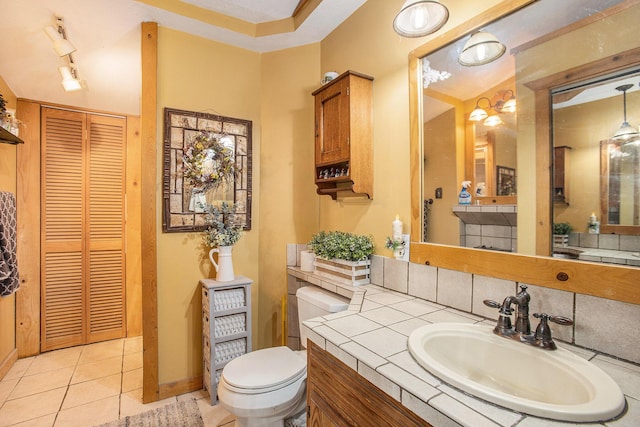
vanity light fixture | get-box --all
[44,16,76,57]
[612,84,639,142]
[393,0,449,38]
[469,90,516,126]
[459,30,506,66]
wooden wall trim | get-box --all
[125,116,143,337]
[0,349,17,380]
[158,376,203,400]
[141,21,159,404]
[411,243,640,305]
[15,99,41,358]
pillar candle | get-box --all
[392,215,403,240]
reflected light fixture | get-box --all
[44,17,76,57]
[468,90,516,127]
[59,65,81,92]
[393,0,449,38]
[459,31,506,66]
[612,84,639,142]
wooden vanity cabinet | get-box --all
[307,341,431,426]
[312,71,373,199]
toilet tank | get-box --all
[296,286,349,348]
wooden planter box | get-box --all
[553,234,569,247]
[314,257,371,286]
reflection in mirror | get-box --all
[551,69,640,265]
[418,0,632,257]
[162,108,252,233]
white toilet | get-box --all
[217,285,350,427]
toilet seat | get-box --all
[221,346,306,394]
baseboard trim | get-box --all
[158,375,203,400]
[0,348,18,380]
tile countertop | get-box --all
[287,267,640,427]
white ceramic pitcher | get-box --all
[209,246,235,282]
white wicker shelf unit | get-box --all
[201,276,253,404]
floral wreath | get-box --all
[183,130,238,192]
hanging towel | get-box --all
[0,191,19,296]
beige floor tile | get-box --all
[178,389,209,402]
[119,389,177,418]
[25,348,81,376]
[123,336,143,355]
[0,387,66,427]
[0,378,18,404]
[121,367,142,393]
[8,413,57,427]
[122,352,142,372]
[61,373,121,410]
[9,367,74,400]
[2,357,35,381]
[54,395,120,427]
[70,355,122,384]
[196,399,235,427]
[77,340,124,365]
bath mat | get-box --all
[96,397,204,427]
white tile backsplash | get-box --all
[436,268,473,311]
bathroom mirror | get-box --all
[551,71,640,236]
[162,108,252,232]
[413,0,637,252]
[409,0,640,302]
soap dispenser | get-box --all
[459,181,472,205]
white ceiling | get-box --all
[0,0,366,115]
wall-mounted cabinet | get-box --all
[312,71,373,199]
[553,146,572,204]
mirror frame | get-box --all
[162,107,253,233]
[409,0,640,306]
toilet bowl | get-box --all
[217,285,350,427]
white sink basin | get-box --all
[408,323,625,422]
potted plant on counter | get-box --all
[552,222,572,247]
[308,231,374,286]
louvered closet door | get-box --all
[41,108,126,351]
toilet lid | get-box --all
[222,346,306,394]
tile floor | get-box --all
[0,337,235,427]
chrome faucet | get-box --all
[484,284,573,350]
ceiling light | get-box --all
[612,84,639,142]
[44,17,76,57]
[393,0,449,38]
[59,66,82,92]
[459,31,506,67]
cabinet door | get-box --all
[315,78,350,165]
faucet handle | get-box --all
[533,313,573,350]
[533,313,573,326]
[483,299,501,309]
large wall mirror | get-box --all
[409,0,640,304]
[162,108,252,233]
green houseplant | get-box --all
[552,222,572,248]
[308,231,374,262]
[308,231,375,286]
[553,222,572,236]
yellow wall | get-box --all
[259,45,320,347]
[424,109,458,245]
[0,76,17,367]
[156,28,262,384]
[515,6,640,254]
